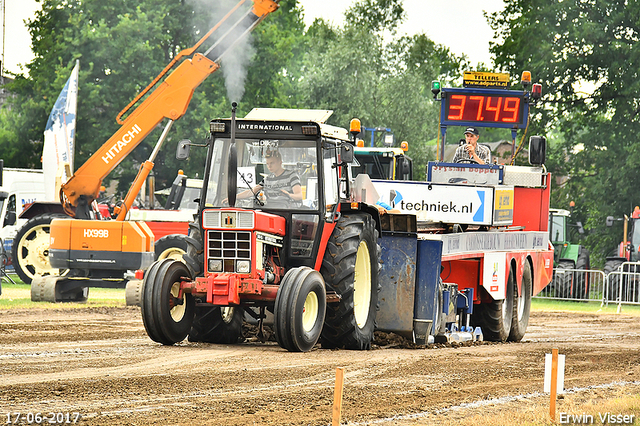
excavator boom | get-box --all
[60,0,279,218]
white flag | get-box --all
[42,60,79,201]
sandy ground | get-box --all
[0,307,639,425]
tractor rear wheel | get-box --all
[604,259,624,302]
[509,261,532,342]
[188,306,244,344]
[472,263,514,342]
[553,260,574,298]
[141,258,194,345]
[274,267,326,352]
[155,234,188,261]
[574,249,590,299]
[320,213,380,350]
[12,214,67,284]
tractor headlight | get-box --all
[209,259,223,272]
[236,260,250,273]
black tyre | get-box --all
[155,234,189,261]
[141,258,195,345]
[509,261,532,342]
[181,222,204,278]
[274,267,326,352]
[574,248,590,299]
[320,213,380,350]
[472,262,514,342]
[188,306,244,344]
[553,260,574,298]
[11,214,67,284]
[604,258,624,302]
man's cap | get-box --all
[464,127,480,136]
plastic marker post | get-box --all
[544,349,565,422]
[332,367,345,426]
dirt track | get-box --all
[0,307,639,425]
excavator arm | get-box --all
[61,0,279,219]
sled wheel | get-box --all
[11,214,67,284]
[320,213,380,350]
[188,306,244,344]
[142,258,194,345]
[509,261,532,342]
[472,262,514,342]
[274,267,326,352]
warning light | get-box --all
[431,81,441,98]
[521,71,532,88]
[532,83,542,100]
[356,139,365,147]
[350,118,361,136]
[400,141,408,152]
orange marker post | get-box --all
[332,367,345,426]
[550,348,558,422]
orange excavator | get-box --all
[25,0,280,302]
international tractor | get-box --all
[137,77,554,351]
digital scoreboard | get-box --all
[440,87,529,128]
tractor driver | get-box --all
[233,149,303,206]
[452,127,491,165]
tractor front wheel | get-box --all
[274,267,326,352]
[509,261,532,342]
[141,259,194,345]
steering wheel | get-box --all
[455,159,479,164]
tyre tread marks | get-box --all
[320,213,380,350]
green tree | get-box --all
[489,0,640,267]
[0,0,306,197]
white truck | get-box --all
[0,165,48,273]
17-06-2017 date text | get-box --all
[5,412,81,424]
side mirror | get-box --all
[340,144,354,163]
[3,211,15,227]
[576,221,584,234]
[401,158,411,176]
[176,139,191,160]
[528,135,546,165]
[606,216,614,227]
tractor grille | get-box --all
[207,230,252,273]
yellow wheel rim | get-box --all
[158,247,186,262]
[170,281,186,322]
[302,291,319,332]
[354,240,372,328]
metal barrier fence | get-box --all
[536,268,606,302]
[534,262,640,310]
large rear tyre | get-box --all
[574,248,590,299]
[155,234,189,261]
[509,261,532,342]
[141,259,195,345]
[274,267,326,352]
[188,306,244,344]
[472,263,514,342]
[320,213,380,350]
[553,260,574,298]
[11,214,67,284]
[604,258,624,302]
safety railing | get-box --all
[535,267,606,302]
[535,263,640,311]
